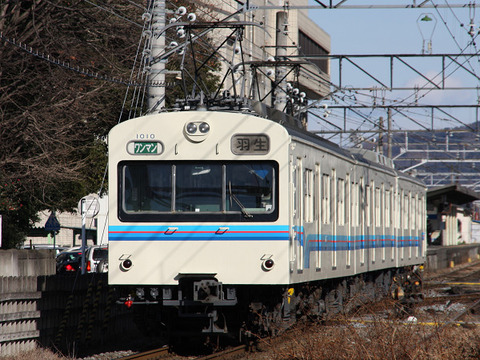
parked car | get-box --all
[86,245,108,273]
[56,248,83,273]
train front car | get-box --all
[108,111,291,342]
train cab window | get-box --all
[226,163,274,214]
[123,163,172,212]
[175,163,222,212]
[119,161,278,222]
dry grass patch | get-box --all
[250,305,480,360]
[0,348,70,360]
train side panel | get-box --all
[285,136,426,285]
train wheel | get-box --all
[325,288,344,316]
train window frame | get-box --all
[365,184,371,227]
[321,173,330,225]
[385,188,391,228]
[403,193,409,230]
[304,168,313,223]
[337,178,345,226]
[375,186,381,228]
[118,160,279,222]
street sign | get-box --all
[45,212,61,232]
[78,194,100,218]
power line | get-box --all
[0,32,175,87]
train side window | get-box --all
[322,174,330,224]
[304,169,313,223]
[404,194,409,230]
[385,189,391,228]
[345,174,350,225]
[412,194,418,230]
[337,178,345,226]
[352,182,358,227]
[365,185,371,227]
[375,187,381,227]
[314,164,320,222]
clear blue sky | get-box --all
[304,4,480,141]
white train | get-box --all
[108,110,426,344]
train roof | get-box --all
[261,111,425,187]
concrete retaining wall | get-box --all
[37,274,137,356]
[0,250,55,356]
[0,274,140,357]
[0,277,41,357]
[0,250,56,276]
[0,251,138,357]
[426,243,480,271]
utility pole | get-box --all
[148,0,166,111]
[378,116,384,155]
[387,107,392,158]
[275,11,288,111]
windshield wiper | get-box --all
[229,181,253,218]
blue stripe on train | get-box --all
[109,225,423,269]
[303,233,423,268]
[109,225,290,241]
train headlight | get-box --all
[199,122,210,133]
[184,121,210,142]
[186,122,197,134]
[120,258,133,271]
[262,258,275,271]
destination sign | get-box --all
[126,141,163,155]
[231,134,270,155]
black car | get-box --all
[56,249,83,274]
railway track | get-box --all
[117,346,171,360]
[117,344,250,360]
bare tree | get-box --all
[0,0,144,247]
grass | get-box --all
[0,348,70,360]
[251,300,480,360]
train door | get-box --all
[303,167,314,270]
[385,185,395,264]
[419,194,426,258]
[289,155,295,270]
[292,157,304,272]
[345,174,351,268]
[335,173,349,269]
[362,177,371,270]
[351,178,360,272]
[331,169,337,269]
[315,163,321,270]
[400,189,406,262]
[372,182,380,265]
[366,181,373,267]
[394,186,401,267]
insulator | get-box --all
[176,6,187,16]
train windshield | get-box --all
[120,161,277,221]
